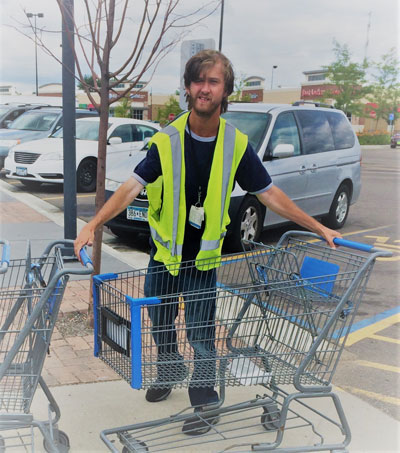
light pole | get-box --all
[270,65,277,90]
[218,0,224,51]
[26,12,44,96]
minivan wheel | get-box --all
[323,184,350,229]
[77,158,97,192]
[225,197,263,251]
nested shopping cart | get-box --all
[0,240,93,452]
[93,231,390,452]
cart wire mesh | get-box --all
[93,237,376,392]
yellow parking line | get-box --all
[370,334,400,345]
[345,313,400,346]
[42,194,95,201]
[338,385,400,406]
[356,360,400,374]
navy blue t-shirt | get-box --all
[134,128,273,260]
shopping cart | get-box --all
[93,231,391,452]
[0,240,93,452]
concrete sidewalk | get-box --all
[1,179,399,452]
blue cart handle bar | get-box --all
[1,240,10,265]
[320,237,391,255]
[79,247,93,267]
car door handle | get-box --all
[299,165,306,174]
[310,164,317,173]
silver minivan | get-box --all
[105,103,361,251]
[221,103,361,249]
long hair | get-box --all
[184,50,234,114]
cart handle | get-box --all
[0,240,10,273]
[329,237,392,255]
[79,247,92,267]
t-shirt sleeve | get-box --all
[133,143,162,185]
[235,143,273,194]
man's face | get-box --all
[186,61,227,118]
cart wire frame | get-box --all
[0,240,93,452]
[95,231,391,452]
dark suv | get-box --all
[0,107,98,169]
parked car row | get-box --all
[0,106,98,170]
[4,117,160,192]
[1,100,363,252]
[105,102,362,251]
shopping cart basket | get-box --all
[94,231,391,452]
[0,240,93,452]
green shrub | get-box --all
[357,132,390,145]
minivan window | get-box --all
[325,111,355,149]
[10,111,59,131]
[222,111,271,151]
[266,112,301,157]
[296,110,335,154]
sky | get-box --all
[0,0,399,96]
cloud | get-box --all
[1,0,398,94]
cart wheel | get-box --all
[261,402,280,431]
[122,439,148,452]
[0,435,5,453]
[43,429,70,453]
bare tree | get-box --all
[23,0,219,279]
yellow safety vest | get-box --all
[147,111,248,275]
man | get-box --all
[74,50,340,436]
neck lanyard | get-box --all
[186,118,218,207]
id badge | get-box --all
[189,205,204,229]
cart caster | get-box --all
[0,435,5,453]
[261,401,280,431]
[43,429,70,453]
[122,439,148,452]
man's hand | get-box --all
[74,223,95,263]
[317,225,342,248]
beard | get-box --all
[187,94,223,118]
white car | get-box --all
[4,117,160,192]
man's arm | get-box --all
[74,176,144,258]
[257,185,341,247]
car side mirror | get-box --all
[272,143,295,158]
[108,136,123,145]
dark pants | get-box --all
[145,255,219,407]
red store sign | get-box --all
[301,84,341,99]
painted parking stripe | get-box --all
[343,306,400,346]
[338,385,400,406]
[356,360,400,374]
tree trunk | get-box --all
[88,79,110,324]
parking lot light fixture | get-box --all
[271,65,278,90]
[26,12,44,96]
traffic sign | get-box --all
[389,113,394,122]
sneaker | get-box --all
[182,408,220,436]
[145,357,188,403]
[145,386,172,402]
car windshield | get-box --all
[222,111,271,151]
[52,121,102,140]
[0,106,11,115]
[10,111,59,131]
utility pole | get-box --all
[218,0,224,51]
[26,12,44,95]
[61,0,77,257]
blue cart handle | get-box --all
[79,247,93,267]
[332,238,374,252]
[1,240,10,265]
